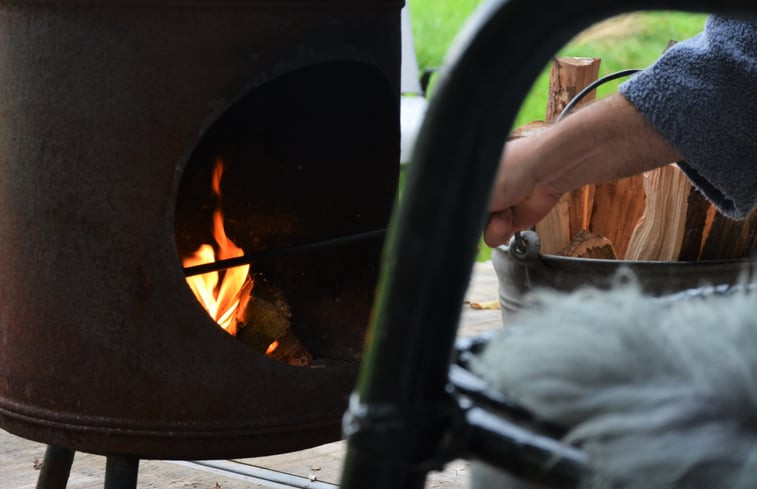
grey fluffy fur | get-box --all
[471,272,757,489]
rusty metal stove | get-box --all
[0,1,401,486]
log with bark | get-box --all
[698,205,757,261]
[535,57,601,254]
[507,51,757,263]
[556,230,617,260]
[235,276,313,366]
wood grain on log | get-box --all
[588,176,646,259]
[699,205,757,260]
[568,185,596,240]
[678,188,712,261]
[625,164,691,261]
[545,57,601,123]
[536,57,601,254]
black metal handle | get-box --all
[182,228,386,277]
[340,1,757,488]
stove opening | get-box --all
[175,61,398,367]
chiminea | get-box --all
[0,0,401,470]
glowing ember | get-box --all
[265,340,280,355]
[183,157,250,336]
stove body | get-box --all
[0,1,401,459]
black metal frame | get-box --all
[340,0,757,488]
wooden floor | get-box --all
[1,262,503,489]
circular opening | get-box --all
[175,62,398,367]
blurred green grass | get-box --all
[404,2,707,261]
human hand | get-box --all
[483,94,680,249]
[483,135,563,247]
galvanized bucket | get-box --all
[493,230,756,313]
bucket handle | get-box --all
[507,230,557,289]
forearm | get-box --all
[618,15,757,218]
[525,94,681,195]
[485,93,680,247]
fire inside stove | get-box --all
[183,157,310,365]
[175,62,397,369]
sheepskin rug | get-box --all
[470,271,757,489]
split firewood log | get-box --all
[625,164,691,261]
[568,185,596,240]
[556,229,617,259]
[698,204,757,261]
[546,57,601,121]
[587,175,646,259]
[536,57,601,254]
[677,187,713,261]
[536,196,572,255]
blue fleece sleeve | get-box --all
[618,15,757,218]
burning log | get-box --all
[235,277,313,366]
[181,157,312,366]
[266,330,314,367]
[236,276,291,352]
[236,294,290,351]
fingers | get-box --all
[483,208,514,247]
[484,189,562,247]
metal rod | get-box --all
[339,0,680,486]
[186,460,339,489]
[35,446,75,489]
[182,228,386,277]
[465,407,586,489]
[104,455,139,489]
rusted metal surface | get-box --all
[0,1,401,459]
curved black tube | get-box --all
[341,1,757,488]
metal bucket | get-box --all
[493,231,756,313]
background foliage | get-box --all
[404,2,708,260]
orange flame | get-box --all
[265,340,280,355]
[183,157,249,336]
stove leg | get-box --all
[104,455,139,489]
[35,445,75,489]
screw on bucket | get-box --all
[509,230,541,263]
